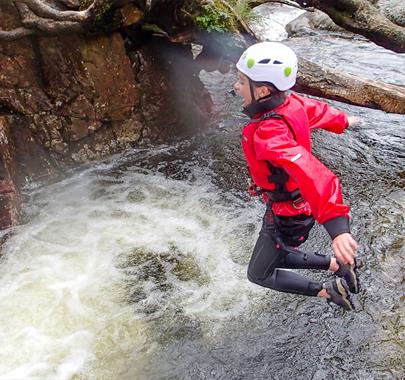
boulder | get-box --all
[286,10,346,37]
[378,0,405,27]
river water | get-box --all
[0,5,404,380]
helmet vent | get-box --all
[273,60,283,64]
[258,59,271,64]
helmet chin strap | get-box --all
[242,79,286,119]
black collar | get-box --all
[242,92,287,119]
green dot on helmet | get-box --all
[284,67,292,77]
[247,58,255,69]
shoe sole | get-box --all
[350,265,360,294]
[349,264,360,294]
[336,279,355,311]
[337,261,360,294]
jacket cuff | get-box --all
[323,216,350,240]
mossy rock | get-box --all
[79,0,113,21]
[184,0,256,33]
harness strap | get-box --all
[256,111,302,203]
[260,112,297,140]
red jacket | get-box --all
[241,92,350,239]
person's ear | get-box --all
[258,85,271,98]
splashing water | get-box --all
[0,149,262,379]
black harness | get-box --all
[253,112,304,206]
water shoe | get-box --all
[324,278,355,311]
[335,259,359,294]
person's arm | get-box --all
[254,121,357,263]
[293,94,349,133]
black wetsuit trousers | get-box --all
[247,205,331,296]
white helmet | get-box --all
[236,42,298,91]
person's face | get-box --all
[233,72,252,107]
[233,71,271,107]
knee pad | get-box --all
[247,268,274,287]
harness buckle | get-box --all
[292,197,306,209]
[248,184,262,197]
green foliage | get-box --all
[95,1,113,21]
[188,0,258,33]
[234,0,258,23]
[79,0,113,21]
[79,0,93,8]
[195,3,233,32]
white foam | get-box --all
[0,154,262,378]
[250,3,305,41]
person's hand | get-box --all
[332,233,358,264]
[347,116,360,126]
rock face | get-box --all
[286,9,346,37]
[0,117,20,228]
[0,4,213,228]
[378,0,405,27]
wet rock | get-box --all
[378,0,405,27]
[0,7,52,116]
[0,117,20,228]
[111,117,143,146]
[59,94,94,120]
[38,33,140,123]
[312,369,328,380]
[7,115,63,184]
[286,10,346,37]
[120,4,144,27]
[63,118,102,142]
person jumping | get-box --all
[233,42,360,311]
